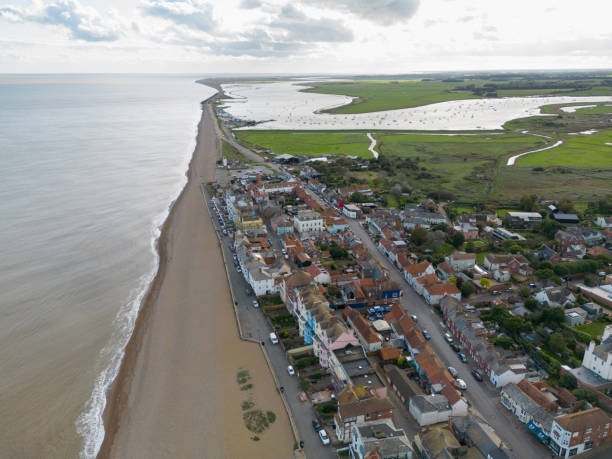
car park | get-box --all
[456,378,467,390]
[448,367,458,378]
[312,419,322,432]
[471,369,483,382]
[318,429,330,445]
[287,365,295,376]
[458,353,468,363]
[422,330,431,340]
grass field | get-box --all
[574,104,612,115]
[234,131,372,158]
[575,321,609,338]
[374,132,545,199]
[517,130,612,167]
[221,139,253,163]
[305,78,612,114]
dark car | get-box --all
[422,330,431,340]
[458,353,468,363]
[450,343,461,353]
[471,369,483,382]
[312,419,322,432]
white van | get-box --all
[269,332,279,344]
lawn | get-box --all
[574,104,612,115]
[221,139,253,163]
[575,321,609,339]
[517,130,612,167]
[234,131,373,158]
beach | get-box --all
[98,102,293,458]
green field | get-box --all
[575,321,609,338]
[575,104,612,115]
[517,130,612,167]
[305,77,612,114]
[303,80,478,114]
[234,131,372,158]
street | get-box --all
[346,219,548,459]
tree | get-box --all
[449,275,457,285]
[480,278,491,288]
[461,282,475,297]
[410,227,428,246]
[557,198,574,213]
[548,332,566,355]
[465,241,475,253]
[329,246,349,260]
[503,316,525,335]
[559,373,577,390]
[519,286,531,298]
[525,298,538,310]
[519,194,537,211]
[573,388,598,404]
[450,232,465,248]
[535,219,563,239]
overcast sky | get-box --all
[1,0,611,73]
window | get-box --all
[586,428,592,434]
[585,441,593,450]
[569,448,578,456]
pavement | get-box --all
[345,218,549,459]
[204,193,334,459]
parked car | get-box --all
[269,332,278,344]
[448,367,458,378]
[422,330,431,340]
[458,353,468,363]
[312,419,322,432]
[471,369,483,382]
[252,300,259,308]
[318,429,330,445]
[410,314,418,322]
[456,378,467,390]
[444,332,453,343]
[450,343,461,353]
[287,365,295,376]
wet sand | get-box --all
[99,103,293,458]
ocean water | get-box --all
[220,81,612,130]
[0,75,215,458]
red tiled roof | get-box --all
[404,261,432,276]
[425,282,461,296]
[379,346,401,361]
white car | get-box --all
[269,332,279,344]
[318,429,330,445]
[252,300,259,308]
[456,378,467,390]
[448,366,458,378]
[287,365,295,376]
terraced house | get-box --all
[549,408,611,457]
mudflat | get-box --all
[99,104,293,458]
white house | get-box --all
[403,261,435,288]
[500,383,554,438]
[409,394,452,426]
[595,216,612,228]
[293,210,323,236]
[490,361,527,388]
[422,282,461,306]
[493,267,511,283]
[581,325,612,381]
[342,204,362,219]
[349,420,412,459]
[549,408,612,458]
[447,252,476,272]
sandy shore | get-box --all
[99,103,293,458]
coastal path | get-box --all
[344,218,549,459]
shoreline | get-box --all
[98,99,293,458]
[97,104,210,458]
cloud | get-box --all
[270,5,353,43]
[0,0,122,41]
[239,0,262,9]
[303,0,420,26]
[458,15,475,22]
[140,0,215,32]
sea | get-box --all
[0,74,216,458]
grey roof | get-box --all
[593,337,612,360]
[452,416,510,459]
[385,365,416,400]
[502,384,554,431]
[411,394,451,413]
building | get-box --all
[500,382,554,443]
[555,230,586,259]
[335,395,395,443]
[453,222,479,240]
[450,416,510,459]
[293,210,323,236]
[447,252,476,272]
[582,325,612,381]
[349,420,412,459]
[565,307,588,326]
[345,307,383,353]
[343,204,362,219]
[595,216,612,229]
[422,282,461,306]
[408,395,451,426]
[506,211,543,228]
[549,408,611,458]
[415,427,461,458]
[552,213,580,225]
[403,262,435,289]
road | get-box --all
[346,219,548,459]
[205,194,334,459]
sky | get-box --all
[1,0,611,74]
